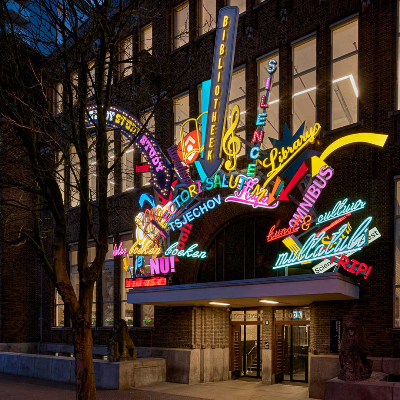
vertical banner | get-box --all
[195,6,239,179]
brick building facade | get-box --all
[2,0,400,393]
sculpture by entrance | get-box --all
[338,316,372,381]
[108,319,137,362]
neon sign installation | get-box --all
[267,215,310,242]
[221,104,242,172]
[168,195,222,230]
[273,217,372,269]
[167,144,194,186]
[125,277,167,288]
[129,241,161,256]
[196,6,239,178]
[150,256,176,275]
[113,243,128,256]
[289,166,334,227]
[316,213,351,236]
[165,243,207,259]
[225,176,278,209]
[317,198,366,225]
[334,255,372,279]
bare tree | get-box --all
[0,1,193,398]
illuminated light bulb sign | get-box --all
[288,166,334,227]
[150,256,176,275]
[317,198,366,225]
[225,175,278,209]
[273,216,372,269]
[168,195,222,231]
[165,243,207,259]
[312,227,381,274]
[125,277,167,288]
[334,255,372,279]
[135,162,150,173]
[195,6,239,178]
[86,105,173,197]
[167,144,194,186]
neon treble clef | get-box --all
[222,104,242,171]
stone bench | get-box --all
[0,352,166,389]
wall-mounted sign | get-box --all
[317,198,366,225]
[334,255,372,278]
[125,277,167,288]
[128,241,161,256]
[135,162,150,173]
[86,105,173,197]
[274,216,372,269]
[113,242,128,256]
[164,243,207,259]
[150,256,176,275]
[195,6,239,178]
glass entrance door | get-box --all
[283,324,309,382]
[242,324,261,377]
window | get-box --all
[331,18,358,130]
[121,136,135,192]
[54,289,64,327]
[173,92,190,144]
[104,52,110,86]
[88,61,95,98]
[140,24,152,54]
[88,137,97,200]
[140,110,154,186]
[227,67,246,157]
[107,131,115,196]
[70,145,80,208]
[70,244,97,326]
[121,36,133,78]
[141,305,154,327]
[199,0,216,36]
[102,243,114,327]
[258,52,279,148]
[54,82,63,114]
[227,0,246,14]
[56,151,65,204]
[120,236,134,326]
[173,2,189,50]
[395,180,400,327]
[292,37,316,133]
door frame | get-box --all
[273,320,310,383]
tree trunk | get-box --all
[73,300,96,399]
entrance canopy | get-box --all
[127,272,359,307]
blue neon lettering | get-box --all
[250,146,260,159]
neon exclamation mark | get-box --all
[364,266,372,279]
[170,256,175,273]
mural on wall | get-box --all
[85,6,387,286]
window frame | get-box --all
[330,16,359,130]
[291,35,317,133]
[120,35,133,78]
[173,1,190,50]
[173,91,190,145]
[198,0,216,36]
[140,23,152,54]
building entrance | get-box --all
[229,310,262,379]
[274,308,310,383]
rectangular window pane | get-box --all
[121,36,133,77]
[102,260,114,326]
[88,61,95,98]
[121,240,134,326]
[199,0,216,35]
[71,72,78,104]
[332,20,358,60]
[331,55,358,129]
[141,305,154,327]
[141,111,154,186]
[107,131,115,196]
[293,38,316,76]
[55,82,63,114]
[173,93,190,143]
[174,2,189,50]
[122,145,135,191]
[54,289,64,327]
[227,0,246,14]
[258,53,279,146]
[140,24,152,54]
[293,70,316,133]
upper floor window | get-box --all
[71,72,78,104]
[292,37,316,133]
[173,2,189,50]
[107,131,115,196]
[331,18,358,130]
[121,36,133,78]
[395,179,400,327]
[102,243,115,327]
[227,0,246,14]
[88,61,95,98]
[54,289,64,327]
[228,67,246,157]
[199,0,216,36]
[121,135,135,192]
[140,23,152,54]
[56,151,65,204]
[173,92,190,144]
[258,52,279,148]
[54,82,63,114]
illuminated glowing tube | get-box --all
[165,242,207,259]
[317,198,366,225]
[273,216,372,269]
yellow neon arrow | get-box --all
[311,133,388,176]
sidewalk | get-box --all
[0,372,318,400]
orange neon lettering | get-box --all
[212,112,217,122]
